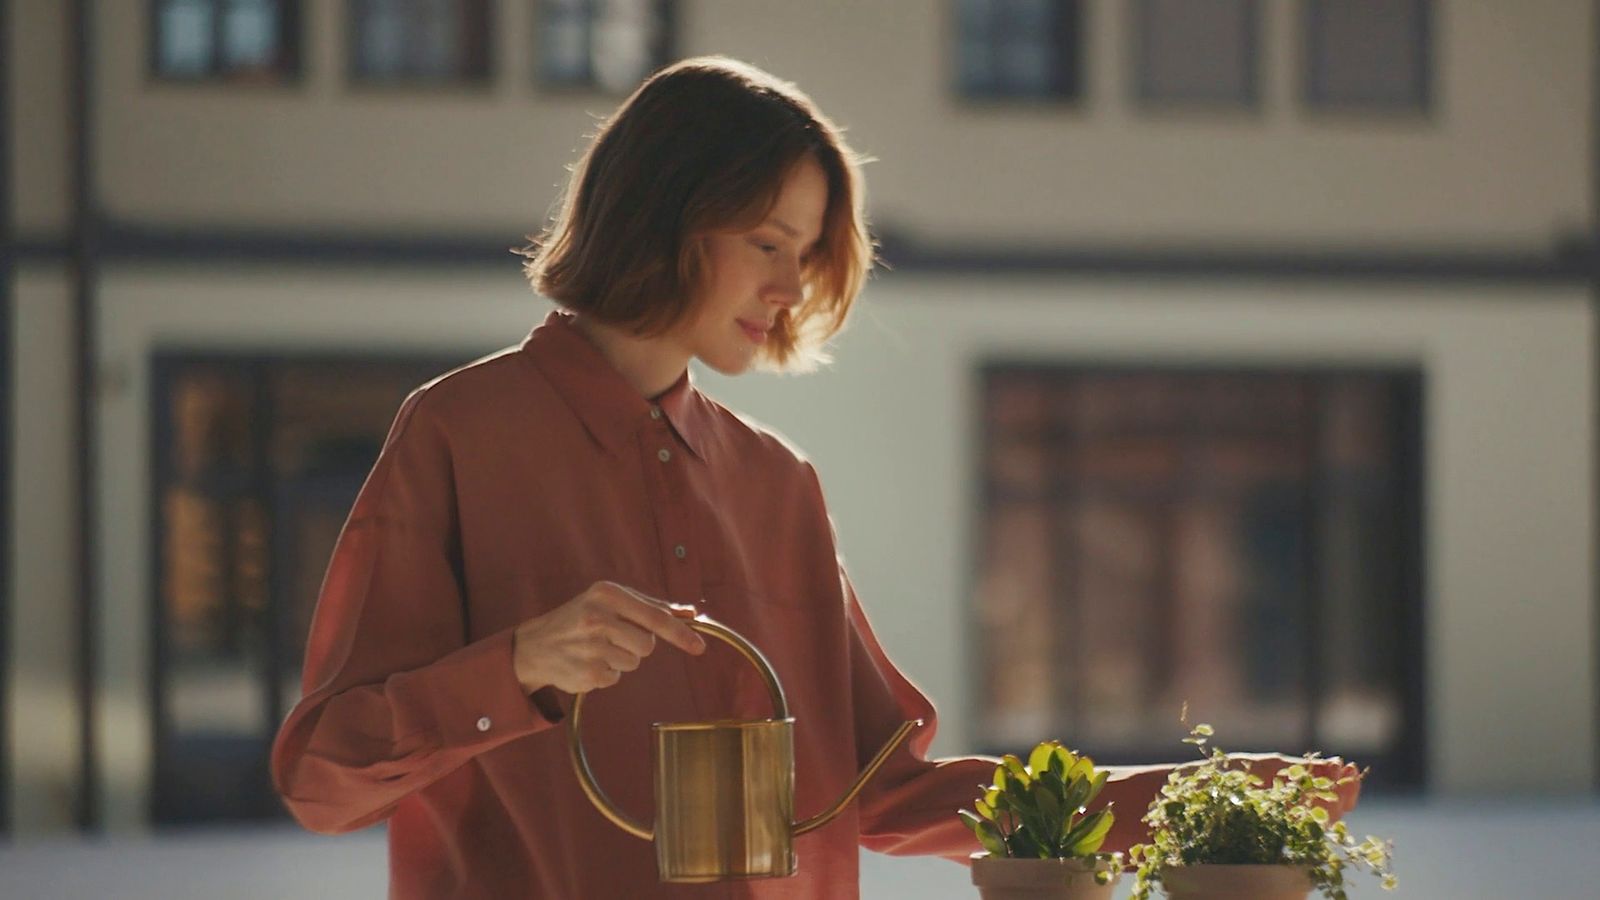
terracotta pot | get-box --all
[969,853,1120,900]
[1159,864,1314,900]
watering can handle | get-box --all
[567,613,790,841]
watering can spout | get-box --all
[792,718,923,836]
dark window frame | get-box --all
[533,0,676,95]
[966,363,1428,792]
[346,0,495,88]
[147,349,472,825]
[1131,0,1261,110]
[952,0,1086,105]
[1303,0,1433,114]
[147,0,305,86]
[0,0,11,838]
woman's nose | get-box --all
[766,263,803,308]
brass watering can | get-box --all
[568,612,922,883]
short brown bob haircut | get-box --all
[517,56,876,373]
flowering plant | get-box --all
[1127,721,1396,900]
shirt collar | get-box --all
[521,309,713,461]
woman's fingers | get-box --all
[604,619,657,659]
[599,582,707,655]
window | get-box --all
[537,0,672,93]
[150,353,468,824]
[348,0,493,85]
[974,367,1424,789]
[1305,0,1431,112]
[151,0,302,84]
[1133,0,1258,108]
[955,0,1084,102]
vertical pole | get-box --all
[69,0,99,831]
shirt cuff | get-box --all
[419,625,561,749]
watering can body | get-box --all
[568,613,921,882]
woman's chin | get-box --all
[696,351,757,376]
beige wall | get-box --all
[90,1,1591,249]
[7,266,80,833]
[11,0,72,236]
[76,266,1594,830]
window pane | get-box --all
[158,0,217,76]
[539,0,668,91]
[976,503,1058,745]
[352,0,489,82]
[592,0,660,93]
[409,0,461,78]
[1307,0,1430,110]
[1137,0,1256,106]
[956,0,1079,100]
[540,0,592,83]
[354,0,410,77]
[221,0,279,69]
[975,368,1420,785]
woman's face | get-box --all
[678,155,828,375]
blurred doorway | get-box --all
[148,351,469,824]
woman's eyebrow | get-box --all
[767,217,821,252]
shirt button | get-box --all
[674,544,687,559]
[476,716,492,732]
[658,448,672,462]
[649,406,663,420]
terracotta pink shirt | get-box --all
[271,310,990,898]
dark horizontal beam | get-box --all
[876,228,1596,284]
[9,219,1595,285]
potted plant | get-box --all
[959,740,1123,899]
[1127,722,1397,900]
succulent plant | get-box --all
[958,740,1119,878]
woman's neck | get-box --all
[568,313,691,400]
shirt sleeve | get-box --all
[797,463,996,865]
[270,388,563,835]
[842,566,996,865]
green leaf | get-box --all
[1067,756,1094,783]
[1084,769,1109,807]
[1028,742,1056,777]
[1067,808,1115,855]
[1031,780,1062,824]
[992,767,1008,792]
[974,798,995,821]
[1009,826,1044,859]
[962,810,1009,857]
[1051,745,1075,777]
[1003,755,1031,787]
[1062,774,1092,813]
[1061,806,1105,851]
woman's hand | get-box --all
[512,581,706,695]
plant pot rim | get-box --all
[971,852,1123,888]
[970,852,1120,867]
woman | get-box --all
[270,56,1358,898]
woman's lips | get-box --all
[738,320,769,343]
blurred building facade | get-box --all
[4,0,1595,836]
